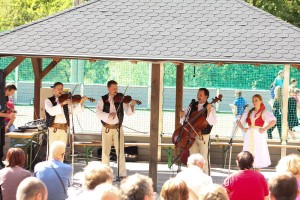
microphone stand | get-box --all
[224,104,248,174]
[172,99,195,172]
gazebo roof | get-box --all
[0,0,299,64]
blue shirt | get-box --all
[34,160,72,200]
[233,97,247,116]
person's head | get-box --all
[16,177,48,200]
[5,147,26,167]
[269,172,298,200]
[83,161,113,190]
[49,141,66,162]
[290,78,297,86]
[236,151,254,170]
[278,70,284,78]
[197,88,209,104]
[201,184,229,200]
[107,80,118,97]
[274,86,283,101]
[161,178,189,200]
[252,94,263,110]
[52,82,64,98]
[120,173,154,200]
[187,153,205,170]
[235,90,242,97]
[92,183,120,200]
[276,154,300,176]
[5,84,17,97]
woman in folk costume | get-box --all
[238,94,276,171]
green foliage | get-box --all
[0,0,73,31]
[245,0,300,28]
[84,60,110,84]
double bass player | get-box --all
[179,88,217,174]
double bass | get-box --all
[172,94,223,164]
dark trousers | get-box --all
[0,126,5,159]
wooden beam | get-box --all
[41,58,62,79]
[31,58,42,119]
[281,64,290,156]
[175,63,184,129]
[149,62,163,192]
[4,57,25,77]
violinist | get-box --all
[45,82,88,147]
[96,80,137,178]
[179,88,217,174]
[0,84,17,167]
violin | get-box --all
[58,94,95,104]
[113,93,142,105]
[172,94,223,164]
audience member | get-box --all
[275,154,300,200]
[34,141,72,200]
[120,173,154,200]
[92,183,120,200]
[270,70,283,99]
[288,95,298,139]
[16,177,47,200]
[201,184,229,200]
[222,151,269,200]
[269,172,298,200]
[160,178,190,200]
[176,153,213,198]
[0,148,31,200]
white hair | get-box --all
[187,153,205,167]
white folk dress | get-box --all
[240,110,276,168]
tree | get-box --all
[0,0,73,31]
[245,0,300,28]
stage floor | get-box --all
[67,160,277,199]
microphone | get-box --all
[189,99,196,106]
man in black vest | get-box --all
[0,84,17,167]
[96,80,137,178]
[180,88,217,174]
[45,82,87,148]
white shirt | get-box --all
[176,166,213,197]
[181,102,218,125]
[45,97,84,124]
[96,95,134,124]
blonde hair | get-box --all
[201,184,229,200]
[49,141,66,160]
[276,154,300,175]
[93,183,120,200]
[161,178,189,200]
[84,161,113,190]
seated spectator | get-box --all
[0,148,31,200]
[161,178,190,200]
[92,183,120,200]
[120,173,154,200]
[5,97,16,133]
[275,154,300,200]
[222,151,269,200]
[74,161,113,198]
[176,153,213,198]
[269,172,298,200]
[16,177,47,200]
[34,141,72,200]
[201,184,229,200]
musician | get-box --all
[0,84,17,167]
[96,80,137,178]
[45,82,87,147]
[180,88,217,174]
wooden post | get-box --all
[149,62,163,191]
[175,63,184,129]
[281,64,290,157]
[31,58,42,119]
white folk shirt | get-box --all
[45,97,84,124]
[181,102,217,126]
[96,95,134,125]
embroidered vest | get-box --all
[45,96,69,127]
[190,101,213,134]
[247,110,265,127]
[101,93,124,125]
[0,96,8,126]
